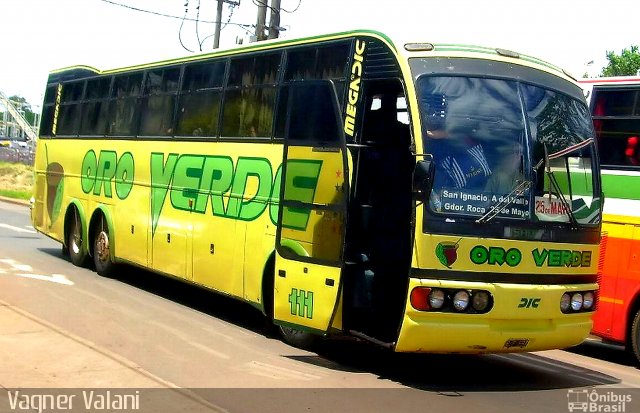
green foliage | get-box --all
[601,45,640,77]
[1,95,36,125]
[0,188,31,200]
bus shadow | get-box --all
[101,262,278,338]
[567,340,638,368]
[290,342,622,392]
[40,253,624,392]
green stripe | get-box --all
[602,174,640,200]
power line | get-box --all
[97,0,251,27]
[179,1,194,52]
[251,0,302,14]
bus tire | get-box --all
[278,325,318,349]
[93,217,114,277]
[631,308,640,364]
[67,209,88,267]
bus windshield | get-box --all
[415,72,600,227]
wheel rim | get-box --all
[95,231,110,263]
[71,227,82,254]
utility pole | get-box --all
[212,0,240,49]
[267,0,281,39]
[255,0,268,41]
[213,0,224,49]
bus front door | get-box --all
[273,81,349,336]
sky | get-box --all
[1,0,639,110]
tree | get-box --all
[600,45,640,77]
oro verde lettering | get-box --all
[343,39,366,137]
[81,150,135,200]
[532,248,592,267]
[470,245,522,267]
[149,153,322,236]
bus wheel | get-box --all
[631,309,640,364]
[278,325,318,349]
[93,217,114,277]
[67,210,88,267]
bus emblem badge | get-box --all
[435,240,460,268]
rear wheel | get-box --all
[93,217,115,277]
[630,308,640,364]
[67,210,88,266]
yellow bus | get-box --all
[31,30,602,353]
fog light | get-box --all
[583,292,595,310]
[429,289,445,309]
[453,290,470,312]
[571,293,583,312]
[560,293,571,313]
[472,291,490,312]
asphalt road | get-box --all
[0,199,638,413]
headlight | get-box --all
[560,293,571,313]
[582,292,595,310]
[570,293,583,312]
[453,290,470,312]
[429,289,446,309]
[472,291,490,312]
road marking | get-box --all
[0,223,37,234]
[12,273,74,285]
[0,258,73,285]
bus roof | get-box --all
[48,29,573,84]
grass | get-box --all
[0,161,33,200]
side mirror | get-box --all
[413,158,435,202]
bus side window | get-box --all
[107,73,143,136]
[57,81,85,136]
[79,77,111,136]
[222,53,280,139]
[625,136,640,166]
[176,61,225,137]
[40,84,59,137]
[139,67,180,137]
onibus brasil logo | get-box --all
[567,389,632,412]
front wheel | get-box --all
[278,325,318,349]
[630,308,640,364]
[93,218,115,277]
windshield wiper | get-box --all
[477,138,594,225]
[532,140,595,227]
[476,179,532,223]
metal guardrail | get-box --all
[0,91,38,141]
[0,146,34,165]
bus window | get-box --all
[57,81,85,135]
[139,68,180,136]
[222,53,280,138]
[591,87,640,167]
[183,61,225,91]
[40,84,59,136]
[79,77,111,136]
[177,61,225,137]
[107,73,143,136]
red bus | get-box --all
[580,76,640,363]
